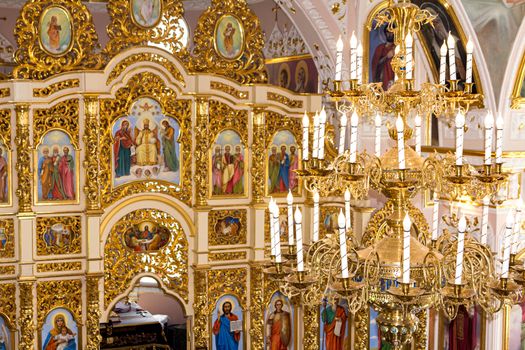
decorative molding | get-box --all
[0,265,15,275]
[18,281,35,350]
[208,209,247,246]
[264,23,309,59]
[193,267,209,348]
[86,274,102,350]
[15,104,32,213]
[36,261,82,273]
[249,264,264,350]
[195,97,210,207]
[210,81,249,100]
[207,268,247,310]
[267,92,304,109]
[36,216,81,256]
[83,95,101,211]
[0,88,10,99]
[33,79,80,97]
[33,99,80,147]
[36,279,82,328]
[0,109,12,146]
[208,251,247,261]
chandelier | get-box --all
[265,1,523,349]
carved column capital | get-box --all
[251,106,267,205]
[15,104,32,213]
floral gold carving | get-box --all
[249,264,264,350]
[105,0,188,58]
[15,104,32,213]
[0,283,16,327]
[354,307,368,350]
[33,99,79,147]
[83,95,101,211]
[190,0,267,84]
[18,281,35,350]
[0,219,14,259]
[104,209,188,308]
[195,97,210,207]
[267,92,304,109]
[209,100,249,145]
[86,274,102,350]
[210,81,249,100]
[100,72,192,207]
[208,209,247,246]
[303,305,319,350]
[106,53,186,86]
[251,107,266,204]
[13,0,102,80]
[415,309,427,350]
[36,279,82,328]
[32,79,80,97]
[265,111,302,146]
[0,110,11,146]
[207,268,247,310]
[36,261,82,273]
[0,265,15,275]
[0,88,9,98]
[36,216,81,255]
[208,251,247,261]
[193,267,209,348]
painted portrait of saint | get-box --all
[295,60,309,93]
[131,0,162,28]
[214,216,242,239]
[214,15,244,60]
[320,298,349,350]
[122,221,171,252]
[38,6,72,55]
[112,97,181,188]
[43,223,74,249]
[369,22,395,90]
[267,130,300,195]
[41,308,78,350]
[211,130,245,197]
[212,295,243,350]
[0,316,10,350]
[265,292,293,350]
[278,63,291,89]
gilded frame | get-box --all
[209,293,247,350]
[129,0,163,29]
[208,209,247,246]
[213,13,246,61]
[319,205,344,239]
[510,49,525,109]
[0,135,12,208]
[38,306,82,350]
[36,215,81,256]
[37,5,74,57]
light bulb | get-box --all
[313,190,320,203]
[405,32,413,46]
[287,190,293,205]
[351,111,359,126]
[344,188,351,201]
[447,32,455,48]
[484,112,494,129]
[338,209,346,229]
[375,113,382,127]
[396,116,404,132]
[357,43,363,56]
[336,35,344,51]
[340,113,347,127]
[302,112,309,127]
[319,107,327,123]
[403,213,411,231]
[458,215,467,232]
[496,115,504,129]
[455,111,465,128]
[440,41,447,56]
[415,114,422,127]
[350,31,357,49]
[294,206,302,224]
[466,37,474,54]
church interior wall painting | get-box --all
[210,129,246,198]
[214,14,245,61]
[0,220,14,259]
[211,294,244,350]
[0,315,13,350]
[209,209,247,246]
[36,216,81,256]
[122,221,171,252]
[320,206,344,240]
[265,291,294,350]
[266,56,318,93]
[320,298,350,350]
[0,138,10,206]
[130,0,162,29]
[40,308,79,350]
[38,5,73,57]
[266,130,300,196]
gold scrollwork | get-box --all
[0,219,14,259]
[0,283,16,327]
[250,264,264,350]
[36,279,82,329]
[414,309,427,350]
[210,81,249,100]
[32,79,80,97]
[105,0,188,58]
[267,92,304,109]
[354,307,369,350]
[251,107,266,204]
[193,267,209,348]
[33,99,79,147]
[195,97,210,207]
[18,281,34,350]
[36,261,82,273]
[104,209,189,308]
[106,53,186,86]
[36,216,81,256]
[83,95,101,212]
[15,104,32,213]
[189,0,267,84]
[209,100,249,145]
[99,72,192,207]
[208,251,247,261]
[13,0,102,80]
[0,88,9,99]
[265,111,302,148]
[303,305,320,350]
[208,209,247,246]
[86,274,102,350]
[0,265,15,275]
[207,268,247,311]
[0,110,12,146]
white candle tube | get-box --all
[432,192,439,241]
[512,205,522,254]
[481,196,489,245]
[269,199,276,256]
[335,36,344,81]
[414,114,422,155]
[338,210,349,278]
[344,188,351,231]
[338,112,347,156]
[396,116,405,169]
[350,111,358,163]
[454,216,466,285]
[502,211,515,278]
[313,190,320,242]
[287,190,294,246]
[440,40,447,85]
[302,112,309,161]
[318,108,327,160]
[357,43,363,84]
[447,33,457,80]
[405,33,413,80]
[402,213,411,284]
[272,203,282,263]
[484,112,493,165]
[466,37,473,84]
[312,111,320,159]
[496,115,503,164]
[375,113,382,157]
[455,112,465,166]
[350,32,358,80]
[294,206,304,272]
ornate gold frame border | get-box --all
[208,209,248,246]
[35,216,81,256]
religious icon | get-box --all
[320,298,349,350]
[42,223,75,249]
[38,6,73,56]
[214,214,242,239]
[442,305,481,350]
[131,0,162,28]
[278,63,291,89]
[0,141,8,204]
[294,60,309,93]
[35,130,77,203]
[41,308,78,350]
[265,292,293,350]
[214,14,244,60]
[211,295,243,350]
[210,130,245,197]
[369,22,395,91]
[320,207,343,239]
[0,228,6,251]
[122,221,171,252]
[267,130,300,195]
[112,97,181,188]
[0,316,11,350]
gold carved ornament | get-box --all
[13,0,102,80]
[193,268,210,348]
[83,96,101,211]
[33,99,79,147]
[210,81,249,100]
[86,275,102,350]
[251,107,266,204]
[104,209,189,308]
[189,0,267,84]
[250,264,265,350]
[18,281,34,350]
[36,216,81,255]
[105,0,188,58]
[208,251,247,261]
[354,308,369,350]
[15,105,32,213]
[0,219,14,259]
[303,304,319,350]
[0,88,9,99]
[36,261,82,273]
[36,279,82,329]
[0,266,15,275]
[99,72,192,207]
[0,283,16,328]
[207,268,248,312]
[267,92,304,109]
[208,209,247,246]
[195,96,210,207]
[33,79,80,98]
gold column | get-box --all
[18,280,35,350]
[251,107,266,205]
[195,97,210,208]
[354,308,368,350]
[15,104,32,213]
[415,309,428,350]
[194,266,210,349]
[83,95,102,213]
[86,274,102,350]
[303,304,319,350]
[249,263,264,350]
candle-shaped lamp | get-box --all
[455,111,465,166]
[344,188,351,231]
[414,114,422,155]
[312,111,320,159]
[512,204,522,255]
[350,32,358,79]
[454,215,466,285]
[484,112,494,165]
[318,108,327,160]
[313,190,320,242]
[338,210,349,278]
[481,196,489,245]
[357,43,364,84]
[440,40,447,85]
[502,211,515,278]
[496,115,504,164]
[402,213,411,284]
[272,201,282,263]
[335,36,344,81]
[432,192,439,241]
[338,113,347,156]
[447,32,457,80]
[466,37,473,84]
[302,112,309,161]
[350,111,359,163]
[294,206,304,272]
[287,190,294,246]
[375,113,382,157]
[405,32,413,80]
[269,199,276,256]
[396,116,406,169]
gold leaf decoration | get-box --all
[249,264,264,350]
[303,305,319,350]
[189,0,267,84]
[33,99,79,147]
[18,281,34,350]
[267,92,304,109]
[207,268,247,311]
[0,265,15,275]
[15,105,32,213]
[83,96,101,211]
[36,279,82,328]
[265,111,302,146]
[13,0,102,80]
[86,274,102,350]
[208,209,247,246]
[209,100,249,146]
[36,261,82,273]
[99,72,192,207]
[0,219,14,259]
[36,216,81,256]
[193,267,209,348]
[354,307,368,350]
[104,209,189,308]
[210,81,249,100]
[251,107,266,203]
[195,97,210,206]
[0,88,9,99]
[0,283,16,327]
[0,110,11,146]
[33,79,80,97]
[208,251,247,261]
